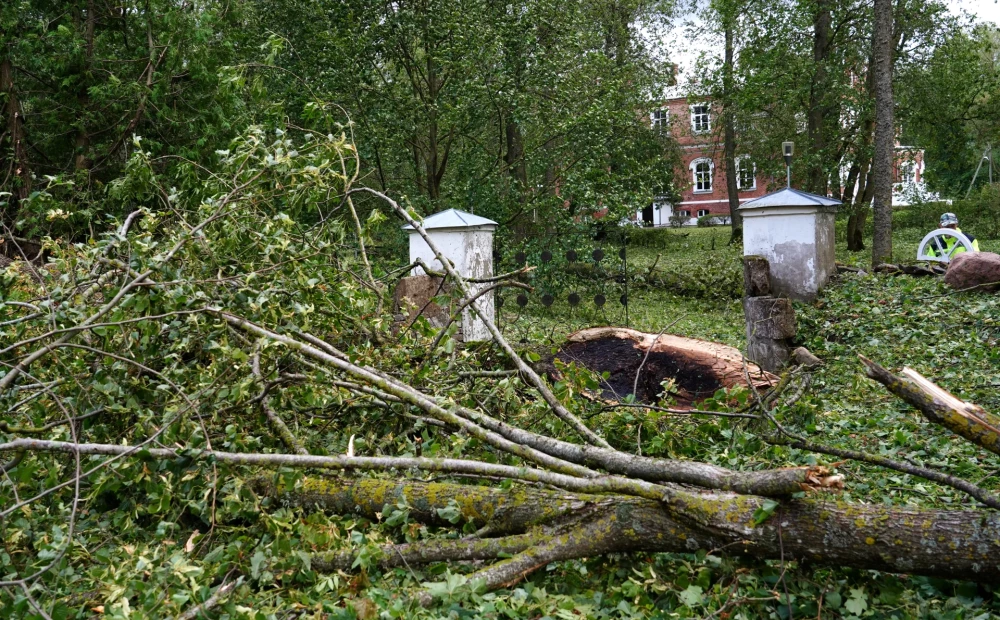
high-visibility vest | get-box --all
[927,227,980,258]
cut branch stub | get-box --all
[557,327,776,405]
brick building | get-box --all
[639,97,930,225]
[640,97,769,227]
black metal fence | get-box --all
[495,225,633,339]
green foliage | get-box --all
[899,25,1000,197]
[895,187,1000,239]
[253,0,679,228]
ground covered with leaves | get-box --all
[3,172,1000,620]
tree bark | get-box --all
[807,0,832,195]
[742,254,771,297]
[741,257,793,372]
[723,22,742,242]
[259,476,1000,589]
[504,114,527,201]
[0,56,31,224]
[861,356,1000,456]
[871,0,894,267]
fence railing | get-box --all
[495,226,632,339]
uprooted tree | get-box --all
[2,127,1000,613]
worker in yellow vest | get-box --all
[927,212,979,259]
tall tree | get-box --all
[806,0,832,194]
[871,0,894,267]
[721,10,742,242]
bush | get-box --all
[625,227,685,249]
[697,215,717,227]
[669,213,689,228]
[895,186,1000,238]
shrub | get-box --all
[669,213,689,228]
[895,186,1000,238]
[697,215,717,227]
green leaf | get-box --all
[678,585,703,607]
[748,499,780,527]
[250,550,266,579]
[845,588,868,615]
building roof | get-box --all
[739,187,842,210]
[401,208,498,231]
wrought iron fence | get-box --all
[495,225,633,340]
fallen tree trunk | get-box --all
[259,476,1000,589]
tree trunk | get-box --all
[0,56,31,224]
[558,326,776,405]
[258,476,1000,590]
[846,164,872,251]
[723,23,743,243]
[807,0,832,195]
[504,114,527,201]
[73,0,96,172]
[871,0,894,267]
[741,256,794,372]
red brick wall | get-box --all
[657,98,771,221]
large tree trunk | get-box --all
[723,22,742,243]
[258,476,1000,590]
[0,56,31,224]
[807,0,832,195]
[871,0,894,267]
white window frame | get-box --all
[690,104,711,134]
[696,209,710,217]
[677,209,691,217]
[651,108,668,131]
[899,161,915,185]
[736,156,756,191]
[690,158,714,193]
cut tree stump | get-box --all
[557,327,776,406]
[743,256,795,371]
[743,254,772,297]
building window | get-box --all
[690,104,711,133]
[899,161,915,185]
[677,210,691,217]
[691,158,713,193]
[651,109,668,131]
[697,209,709,217]
[736,157,756,190]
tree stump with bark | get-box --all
[557,327,776,406]
[743,255,795,371]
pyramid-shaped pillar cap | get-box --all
[402,208,498,232]
[739,188,841,212]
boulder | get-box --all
[944,252,1000,292]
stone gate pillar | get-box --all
[403,209,498,342]
[739,188,840,301]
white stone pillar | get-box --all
[404,209,498,341]
[739,188,840,301]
